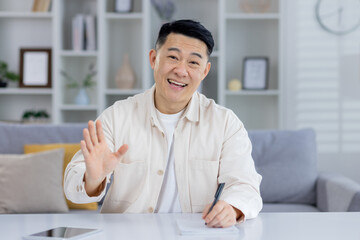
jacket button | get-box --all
[157,170,164,175]
[148,207,154,213]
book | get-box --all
[31,0,42,12]
[72,14,85,51]
[32,0,51,12]
[85,15,97,51]
[42,0,51,12]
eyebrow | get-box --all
[167,47,203,59]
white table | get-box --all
[2,212,360,240]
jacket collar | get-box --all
[183,90,200,123]
[147,85,200,128]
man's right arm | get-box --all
[64,99,129,203]
[63,149,110,204]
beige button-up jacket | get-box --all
[64,86,262,220]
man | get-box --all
[64,19,262,228]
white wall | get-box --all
[283,0,360,183]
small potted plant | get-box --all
[0,60,19,88]
[22,110,50,123]
[60,63,97,105]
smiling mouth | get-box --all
[168,79,188,88]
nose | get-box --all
[173,61,188,78]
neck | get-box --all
[154,92,188,114]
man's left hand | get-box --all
[202,200,243,228]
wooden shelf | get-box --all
[60,105,98,111]
[60,51,98,57]
[226,13,279,20]
[0,11,53,18]
[225,89,279,96]
[105,13,143,20]
[105,89,144,95]
[0,88,53,95]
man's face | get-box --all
[149,33,211,114]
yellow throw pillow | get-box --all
[24,143,98,211]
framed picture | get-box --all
[242,57,269,90]
[19,48,52,88]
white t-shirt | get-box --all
[155,109,184,213]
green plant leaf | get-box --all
[0,61,19,82]
[5,72,19,82]
[61,63,97,89]
[22,110,36,120]
[0,61,8,75]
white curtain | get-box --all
[283,0,360,182]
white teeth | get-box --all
[168,79,187,87]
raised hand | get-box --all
[81,120,128,196]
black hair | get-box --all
[155,19,214,57]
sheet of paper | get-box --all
[176,219,239,236]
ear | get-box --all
[202,61,211,79]
[149,49,157,69]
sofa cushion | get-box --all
[262,203,319,212]
[248,128,317,205]
[24,143,98,211]
[0,149,69,213]
[0,123,86,154]
[0,123,109,207]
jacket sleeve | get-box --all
[219,111,263,221]
[63,107,115,204]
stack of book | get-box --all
[72,14,97,51]
[32,0,51,12]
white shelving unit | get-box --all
[219,0,282,129]
[0,0,53,122]
[0,0,283,129]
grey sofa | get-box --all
[250,128,360,212]
[0,123,359,213]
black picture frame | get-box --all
[242,57,269,90]
[19,48,52,88]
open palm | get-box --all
[81,120,128,196]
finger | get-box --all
[207,208,228,227]
[205,202,224,225]
[80,140,90,159]
[212,224,223,228]
[114,144,129,158]
[83,128,93,152]
[202,204,211,219]
[88,120,98,145]
[210,212,234,228]
[96,120,105,143]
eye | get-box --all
[189,61,199,65]
[168,55,178,60]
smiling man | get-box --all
[150,32,211,114]
[64,20,262,228]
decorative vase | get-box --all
[75,88,90,105]
[115,0,132,13]
[151,0,175,21]
[116,54,136,89]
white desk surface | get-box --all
[1,212,360,240]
